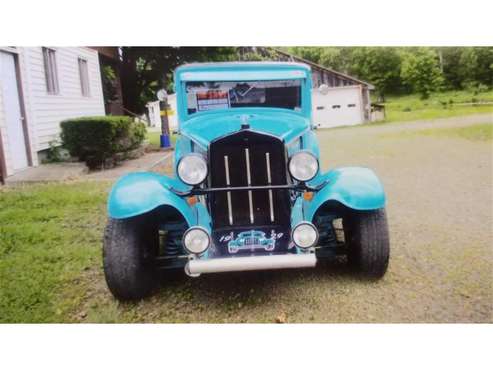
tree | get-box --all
[101,65,118,105]
[286,47,352,72]
[400,48,444,99]
[287,47,402,99]
[436,47,465,89]
[457,47,493,88]
[349,47,402,100]
[120,47,237,114]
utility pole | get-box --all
[157,88,171,149]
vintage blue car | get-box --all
[228,231,276,254]
[103,62,389,300]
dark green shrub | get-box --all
[60,116,146,169]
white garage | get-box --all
[260,48,374,128]
[312,85,365,128]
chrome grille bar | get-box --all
[224,155,233,225]
[265,152,275,222]
[245,148,254,224]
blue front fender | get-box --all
[305,167,386,221]
[108,172,195,226]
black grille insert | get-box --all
[208,130,290,229]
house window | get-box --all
[42,47,59,94]
[78,58,90,96]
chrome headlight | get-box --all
[177,154,208,185]
[292,222,319,249]
[182,227,211,254]
[288,151,318,182]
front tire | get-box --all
[345,208,390,278]
[103,216,158,300]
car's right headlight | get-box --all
[177,154,208,185]
[288,151,319,182]
[292,222,319,249]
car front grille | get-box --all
[208,130,291,229]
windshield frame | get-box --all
[177,77,312,123]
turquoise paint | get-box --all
[109,62,314,223]
[290,195,309,254]
[108,62,386,237]
[290,196,304,229]
[175,62,312,123]
[179,69,307,82]
[305,167,386,221]
[179,108,311,150]
[108,172,195,226]
[194,202,212,233]
[301,130,320,158]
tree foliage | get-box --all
[349,48,402,99]
[101,65,118,104]
[119,47,493,113]
[120,47,237,114]
[400,48,444,99]
[287,46,492,100]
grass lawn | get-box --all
[415,123,493,141]
[380,123,493,142]
[381,90,493,123]
[0,182,110,322]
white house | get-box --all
[0,47,105,180]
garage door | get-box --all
[312,86,364,128]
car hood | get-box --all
[179,108,310,149]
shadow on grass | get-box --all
[140,258,373,312]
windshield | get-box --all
[185,79,302,114]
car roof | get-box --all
[175,61,311,82]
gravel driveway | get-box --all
[80,114,493,323]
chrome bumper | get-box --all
[185,253,316,276]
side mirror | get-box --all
[172,129,179,135]
[311,123,318,130]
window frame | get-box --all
[78,57,90,97]
[42,47,59,95]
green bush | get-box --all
[60,116,146,169]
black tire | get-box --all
[103,215,159,300]
[345,208,390,278]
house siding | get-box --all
[0,47,105,176]
[22,47,105,151]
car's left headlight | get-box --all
[177,154,208,185]
[182,227,211,254]
[288,151,318,182]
